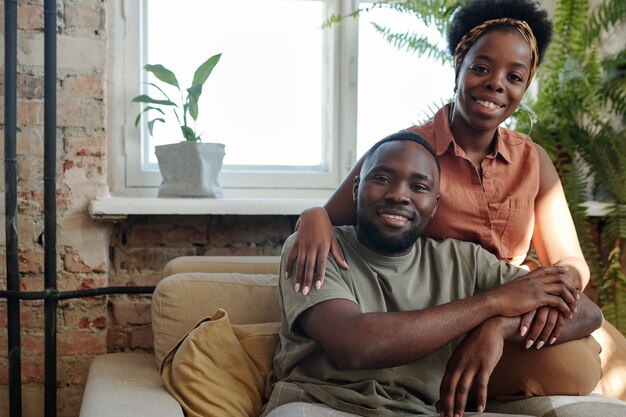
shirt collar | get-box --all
[433,105,513,164]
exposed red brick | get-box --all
[128,227,166,245]
[16,126,45,157]
[57,100,105,129]
[60,74,104,100]
[20,304,45,329]
[17,4,44,30]
[17,101,45,126]
[22,332,45,356]
[0,358,8,382]
[17,73,45,100]
[63,127,106,157]
[18,251,45,274]
[167,225,207,245]
[21,356,44,383]
[107,329,128,351]
[111,302,152,326]
[57,272,107,292]
[60,300,107,330]
[58,356,92,385]
[130,327,154,350]
[63,252,94,273]
[58,385,84,417]
[111,247,197,286]
[58,331,106,356]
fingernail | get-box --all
[477,405,484,413]
[550,337,557,345]
[536,341,545,349]
[303,286,310,296]
[315,280,322,290]
[526,339,534,349]
[520,326,528,337]
[576,292,581,299]
[294,283,300,293]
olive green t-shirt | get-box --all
[266,226,526,416]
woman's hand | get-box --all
[517,259,580,349]
[284,207,348,295]
[519,306,566,349]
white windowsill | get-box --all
[89,196,613,221]
[89,195,328,220]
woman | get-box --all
[288,0,585,349]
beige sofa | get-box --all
[79,256,626,417]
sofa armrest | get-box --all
[162,255,281,277]
[79,352,183,417]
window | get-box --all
[110,0,454,197]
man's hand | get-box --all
[487,266,578,318]
[439,318,506,417]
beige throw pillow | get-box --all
[161,309,280,417]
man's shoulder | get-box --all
[419,236,502,263]
[419,236,483,252]
[282,226,352,254]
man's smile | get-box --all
[378,210,413,227]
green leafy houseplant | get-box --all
[132,53,227,198]
[132,53,222,142]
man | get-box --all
[263,132,603,417]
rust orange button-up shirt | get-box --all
[406,105,540,265]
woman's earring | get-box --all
[506,103,536,146]
[517,103,536,137]
[448,91,457,125]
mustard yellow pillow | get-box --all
[161,309,280,417]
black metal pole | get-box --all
[0,286,157,301]
[4,1,23,416]
[43,0,58,415]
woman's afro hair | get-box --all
[447,0,553,65]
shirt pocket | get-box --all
[499,198,535,263]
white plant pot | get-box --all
[155,141,225,198]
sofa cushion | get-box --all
[152,272,280,365]
[161,309,280,417]
[162,256,281,277]
[486,393,626,416]
[80,352,184,417]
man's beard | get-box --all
[356,210,428,255]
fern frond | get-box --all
[585,0,626,45]
[599,240,626,335]
[371,23,451,65]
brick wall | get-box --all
[0,1,297,415]
[106,215,294,354]
[1,1,111,415]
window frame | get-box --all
[109,0,360,197]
